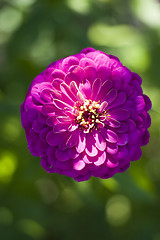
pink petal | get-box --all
[109,109,130,121]
[93,131,106,151]
[86,133,98,157]
[69,81,79,96]
[68,123,78,132]
[107,159,119,168]
[73,160,85,171]
[99,101,108,112]
[94,151,106,166]
[101,128,118,143]
[91,78,102,100]
[76,132,86,153]
[106,143,118,155]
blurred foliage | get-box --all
[0,0,160,239]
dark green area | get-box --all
[0,0,160,239]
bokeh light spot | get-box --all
[18,219,46,239]
[0,207,13,225]
[66,0,90,14]
[88,24,142,47]
[0,151,17,183]
[105,195,131,226]
[0,6,23,33]
[35,178,59,204]
[132,0,160,28]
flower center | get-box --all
[73,100,104,133]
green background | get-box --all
[0,0,159,239]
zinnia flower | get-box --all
[21,48,151,182]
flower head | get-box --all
[21,48,151,181]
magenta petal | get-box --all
[91,78,102,100]
[112,66,131,84]
[108,92,126,109]
[69,66,85,82]
[46,131,60,146]
[32,120,43,133]
[40,89,52,102]
[79,58,96,68]
[73,160,85,171]
[98,80,113,100]
[79,79,92,99]
[65,72,79,85]
[105,88,117,104]
[76,132,86,153]
[101,128,118,143]
[117,133,129,146]
[52,78,63,90]
[86,133,98,157]
[106,118,120,128]
[55,148,70,161]
[46,116,57,127]
[62,56,79,72]
[53,99,72,110]
[127,119,136,131]
[136,96,145,112]
[97,66,111,82]
[95,54,111,69]
[54,122,70,133]
[60,83,76,105]
[143,94,152,111]
[42,104,55,115]
[109,109,130,121]
[84,66,97,84]
[116,122,128,133]
[52,69,65,79]
[93,131,106,151]
[67,130,79,148]
[94,151,106,166]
